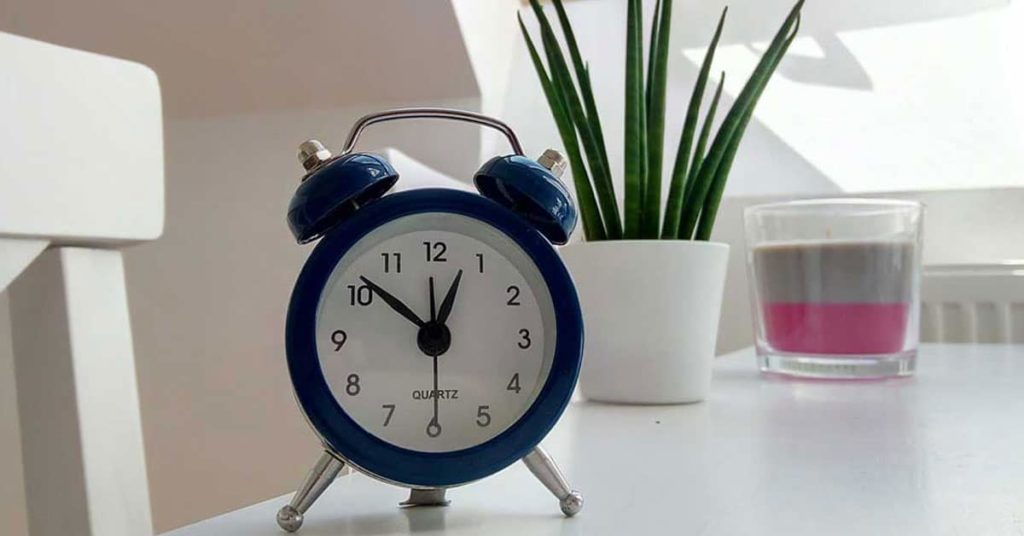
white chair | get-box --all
[921,264,1024,344]
[1,32,162,535]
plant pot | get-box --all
[560,240,730,404]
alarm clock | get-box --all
[275,108,584,532]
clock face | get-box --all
[315,212,556,453]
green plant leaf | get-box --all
[646,0,661,119]
[623,0,644,238]
[636,0,651,237]
[677,0,802,240]
[549,0,621,239]
[661,7,727,238]
[518,14,606,240]
[582,63,610,177]
[643,0,673,238]
[695,11,802,240]
[638,13,648,236]
[533,0,622,239]
[684,71,725,202]
[551,1,612,181]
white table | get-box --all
[166,344,1024,536]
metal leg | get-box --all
[277,451,345,532]
[522,445,583,517]
[399,488,450,508]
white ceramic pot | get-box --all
[560,240,729,404]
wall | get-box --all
[505,0,1024,205]
[0,0,480,118]
[451,0,519,113]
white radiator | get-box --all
[921,263,1024,343]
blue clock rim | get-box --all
[286,188,583,487]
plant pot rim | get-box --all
[561,239,729,251]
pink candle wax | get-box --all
[753,241,916,356]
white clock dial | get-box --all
[315,213,556,453]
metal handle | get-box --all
[341,107,525,156]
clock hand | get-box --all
[427,354,441,437]
[432,356,440,428]
[436,269,464,325]
[415,277,452,358]
[359,276,425,327]
[424,273,455,439]
[429,276,437,322]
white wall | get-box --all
[452,0,521,158]
[0,0,480,119]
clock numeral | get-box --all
[423,241,447,262]
[506,373,522,394]
[382,404,396,427]
[331,330,348,351]
[346,373,361,396]
[381,252,402,273]
[506,285,521,306]
[347,283,373,306]
[517,329,531,349]
[476,405,492,427]
[475,253,484,273]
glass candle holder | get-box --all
[745,199,923,379]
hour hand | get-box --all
[437,269,464,325]
[359,276,425,327]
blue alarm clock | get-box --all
[276,109,584,532]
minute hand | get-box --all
[359,276,425,327]
[436,269,464,325]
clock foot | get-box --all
[522,445,583,517]
[399,488,450,508]
[276,450,345,532]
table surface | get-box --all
[166,344,1024,536]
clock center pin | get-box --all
[416,321,452,357]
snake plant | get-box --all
[520,0,803,241]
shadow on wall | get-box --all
[668,0,1007,46]
[661,49,840,197]
[674,0,1007,96]
[758,33,873,90]
[510,0,1019,204]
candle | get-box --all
[744,199,923,379]
[753,240,915,355]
